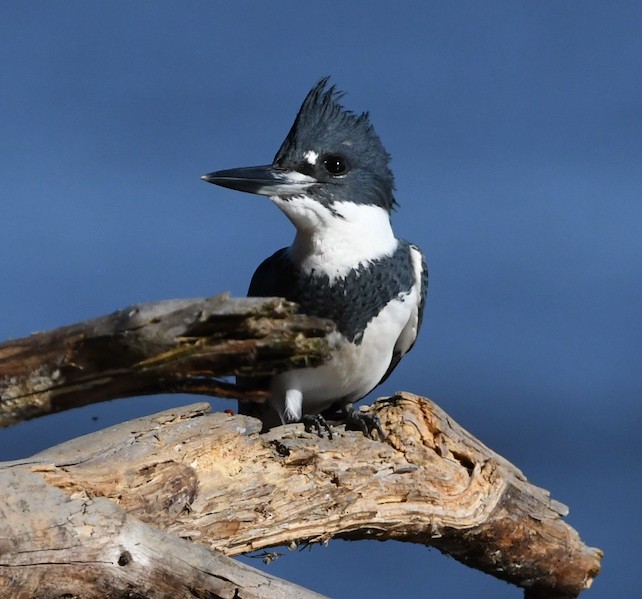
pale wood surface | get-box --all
[1,394,602,598]
[0,454,328,599]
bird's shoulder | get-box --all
[248,247,296,298]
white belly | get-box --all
[269,292,417,423]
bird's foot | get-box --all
[301,413,334,440]
[343,404,386,440]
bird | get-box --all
[202,77,427,438]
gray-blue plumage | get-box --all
[249,241,425,346]
[202,78,428,436]
[272,77,396,212]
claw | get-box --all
[344,404,386,440]
[301,413,334,439]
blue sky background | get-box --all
[1,2,640,597]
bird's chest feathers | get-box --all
[274,197,399,280]
[273,243,416,346]
[267,196,416,344]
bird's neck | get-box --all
[285,200,398,281]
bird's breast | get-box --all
[283,241,417,345]
[270,289,419,412]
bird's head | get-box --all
[202,78,397,226]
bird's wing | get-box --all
[378,244,428,385]
[238,248,292,417]
[247,247,292,298]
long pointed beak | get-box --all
[201,165,316,197]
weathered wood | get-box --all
[0,294,332,427]
[0,394,602,598]
[0,458,328,599]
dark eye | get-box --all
[323,154,349,176]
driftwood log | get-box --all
[0,296,602,598]
[0,294,332,427]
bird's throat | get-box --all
[280,198,398,281]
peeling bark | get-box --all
[0,294,332,427]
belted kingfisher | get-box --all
[202,78,427,437]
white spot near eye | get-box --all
[304,150,318,165]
